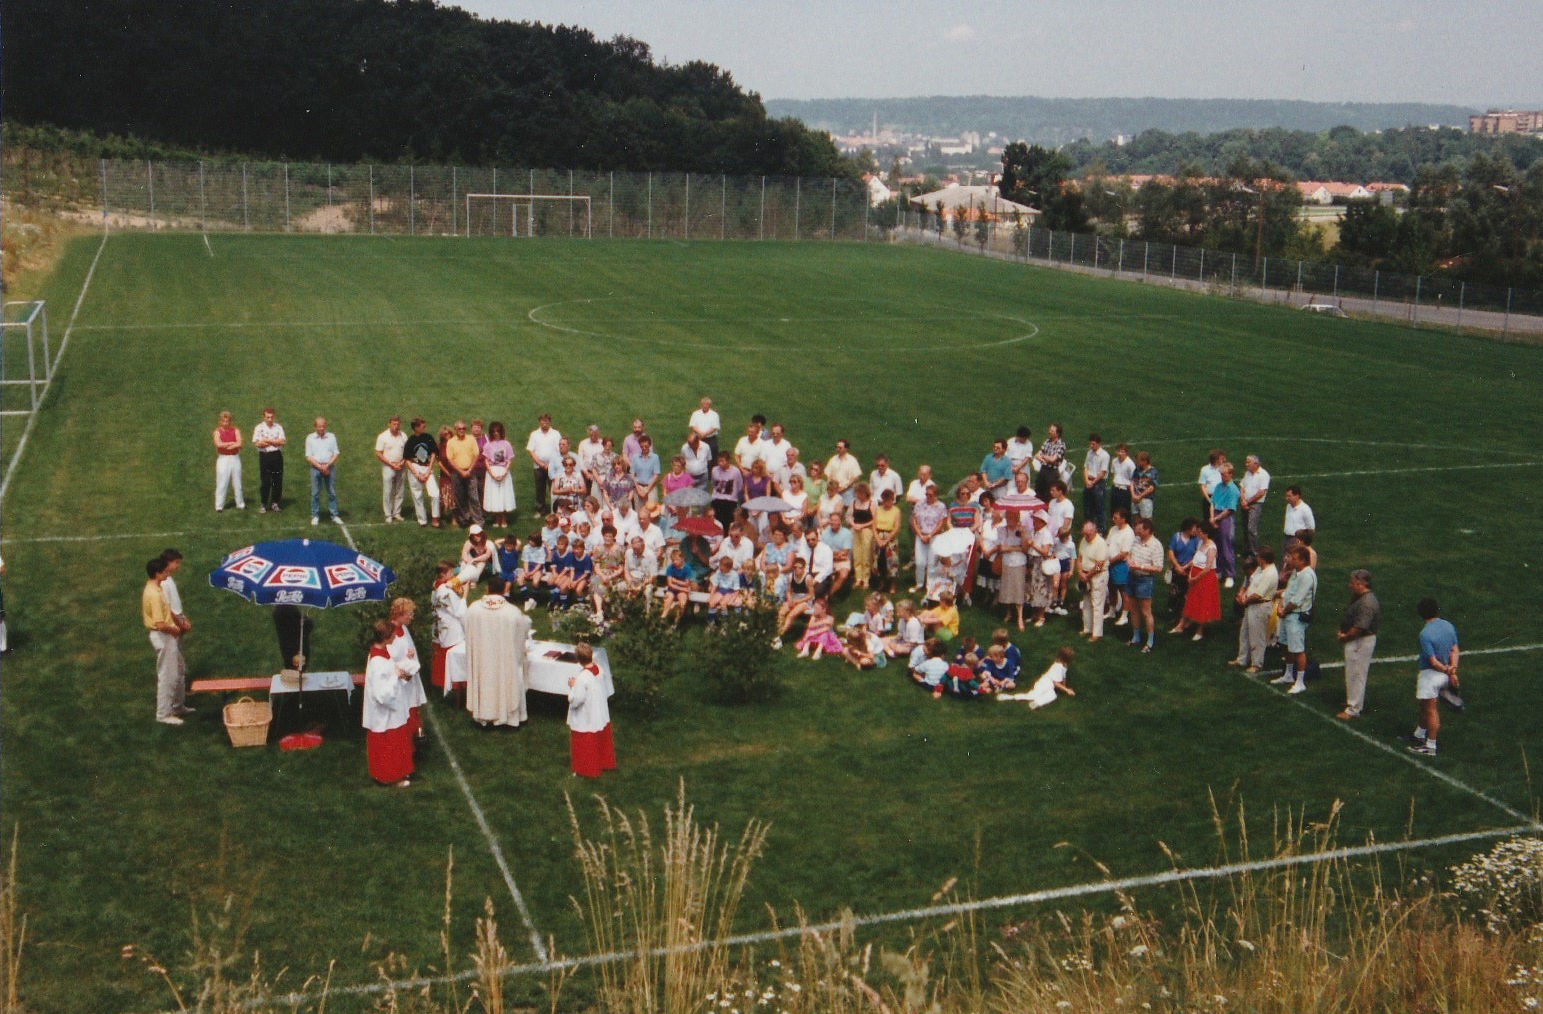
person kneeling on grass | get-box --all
[795,599,843,660]
[998,646,1077,709]
[706,555,746,622]
[659,548,696,625]
[919,588,960,643]
[566,642,616,779]
[910,638,950,697]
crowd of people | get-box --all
[193,398,1465,767]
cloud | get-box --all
[942,23,977,43]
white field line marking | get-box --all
[1248,644,1543,827]
[202,232,215,258]
[193,822,1536,1012]
[73,313,1030,333]
[1285,460,1541,480]
[421,704,549,962]
[1127,434,1539,461]
[336,520,358,551]
[0,230,110,505]
[0,518,395,546]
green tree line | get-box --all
[0,0,858,178]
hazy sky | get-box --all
[456,0,1539,107]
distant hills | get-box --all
[764,96,1476,145]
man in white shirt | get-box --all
[374,415,408,522]
[577,425,607,493]
[906,465,936,507]
[771,447,806,495]
[1197,449,1225,515]
[252,407,286,513]
[1104,509,1135,625]
[688,396,721,462]
[733,416,768,472]
[1109,442,1136,522]
[1006,426,1036,479]
[525,414,563,513]
[304,417,341,525]
[610,501,642,544]
[824,440,863,503]
[1281,485,1316,557]
[869,454,904,503]
[713,525,756,570]
[1082,433,1111,534]
[635,512,667,559]
[761,423,794,472]
[1046,480,1077,613]
[1240,455,1271,554]
[796,526,835,596]
[1076,521,1111,641]
[681,431,713,489]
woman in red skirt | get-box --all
[1172,522,1222,641]
[566,642,615,778]
[363,620,414,787]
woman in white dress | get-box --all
[480,421,517,526]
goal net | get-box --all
[464,194,592,238]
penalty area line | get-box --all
[183,821,1536,1013]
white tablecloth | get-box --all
[269,670,355,699]
[525,640,614,698]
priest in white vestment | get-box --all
[465,576,531,726]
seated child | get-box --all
[545,535,575,608]
[539,513,563,550]
[496,534,523,586]
[952,635,979,666]
[909,638,951,697]
[945,652,989,698]
[706,555,745,620]
[978,644,1017,691]
[989,629,1023,685]
[514,532,549,605]
[882,599,925,658]
[659,548,696,624]
[840,627,876,670]
[795,599,842,660]
[919,588,960,641]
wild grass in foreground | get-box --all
[8,794,1542,1013]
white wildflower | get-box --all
[1128,944,1149,958]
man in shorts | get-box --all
[1125,517,1162,653]
[1270,545,1316,694]
[1405,598,1459,756]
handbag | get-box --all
[991,555,1004,577]
[1040,557,1060,576]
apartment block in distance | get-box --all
[1469,109,1543,135]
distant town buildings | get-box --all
[1468,109,1543,135]
[909,183,1038,221]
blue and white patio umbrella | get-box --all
[208,539,396,608]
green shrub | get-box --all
[552,603,603,643]
[348,543,444,657]
[689,596,784,704]
[604,592,680,720]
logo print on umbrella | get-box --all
[226,555,274,582]
[325,563,373,588]
[264,566,321,589]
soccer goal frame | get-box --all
[463,194,592,238]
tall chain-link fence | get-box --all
[877,207,1543,337]
[2,154,872,243]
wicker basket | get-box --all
[223,696,272,748]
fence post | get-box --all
[1171,244,1177,279]
[1503,287,1512,337]
[1261,256,1268,298]
[862,190,868,242]
[24,315,38,413]
[368,165,375,234]
[146,161,156,230]
[569,168,575,237]
[410,165,416,235]
[1332,265,1339,301]
[1068,232,1074,265]
[1413,275,1421,324]
[1198,247,1204,284]
[242,163,249,231]
[327,164,333,223]
[685,172,691,240]
[1296,260,1303,293]
[720,174,727,241]
[284,163,291,232]
[1092,236,1099,269]
[1372,270,1379,312]
[647,172,653,239]
[794,177,801,240]
[1117,238,1124,273]
[452,166,458,236]
[1457,281,1464,329]
[760,176,766,241]
[1230,252,1236,293]
[99,159,108,221]
[830,178,837,240]
[609,171,614,238]
[1142,241,1149,277]
[200,161,207,231]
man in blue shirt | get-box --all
[819,513,855,596]
[1406,598,1459,757]
[979,439,1014,495]
[1164,517,1200,619]
[304,417,341,525]
[629,435,662,514]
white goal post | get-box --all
[463,194,592,238]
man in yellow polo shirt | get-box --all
[444,420,483,528]
[143,557,189,725]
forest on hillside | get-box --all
[0,0,856,178]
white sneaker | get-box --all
[1269,673,1295,685]
[1115,614,1129,626]
[1287,682,1307,695]
[522,600,535,613]
[771,637,783,650]
[1224,577,1235,588]
[311,516,320,526]
[332,515,343,524]
[156,715,184,726]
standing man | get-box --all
[733,416,768,472]
[464,577,532,728]
[630,435,662,517]
[979,439,1014,495]
[375,415,408,523]
[1336,569,1380,720]
[445,421,482,528]
[1271,545,1318,695]
[403,418,441,528]
[305,417,341,526]
[1131,450,1159,522]
[1082,434,1111,533]
[825,439,863,505]
[526,414,563,514]
[1405,598,1459,756]
[1075,520,1110,641]
[762,423,794,471]
[1282,486,1316,558]
[1239,455,1271,554]
[689,397,721,463]
[1109,443,1135,521]
[1232,548,1278,672]
[1197,449,1225,517]
[577,425,607,495]
[142,557,190,725]
[252,407,286,513]
[869,454,905,504]
[681,430,713,491]
[1006,426,1036,481]
[212,411,246,512]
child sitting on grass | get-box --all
[882,600,925,658]
[990,628,1022,685]
[840,627,876,670]
[952,635,979,667]
[945,652,990,698]
[979,644,1017,691]
[919,588,960,642]
[795,599,843,660]
[909,638,950,697]
[998,646,1077,709]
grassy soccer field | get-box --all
[4,233,1541,1012]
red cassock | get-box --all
[431,643,448,689]
[367,723,415,784]
[364,644,415,784]
[570,724,616,779]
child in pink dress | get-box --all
[795,599,843,660]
